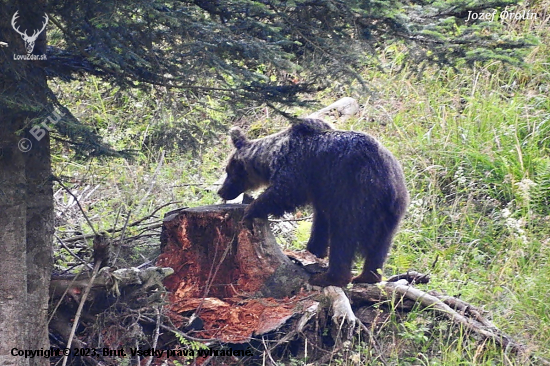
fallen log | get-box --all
[385,281,524,354]
[50,266,174,302]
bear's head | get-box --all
[218,127,260,200]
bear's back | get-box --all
[287,128,407,206]
[289,128,383,164]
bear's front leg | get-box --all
[306,208,329,258]
[242,185,302,228]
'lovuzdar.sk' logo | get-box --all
[11,10,48,60]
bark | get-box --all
[0,2,52,365]
[0,113,30,366]
[24,83,53,366]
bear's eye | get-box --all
[227,160,246,176]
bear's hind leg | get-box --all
[306,208,329,258]
[352,256,383,284]
[352,226,395,284]
[309,221,354,287]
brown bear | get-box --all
[218,118,409,287]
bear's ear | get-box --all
[229,127,249,149]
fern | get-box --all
[532,158,550,215]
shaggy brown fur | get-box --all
[218,119,408,287]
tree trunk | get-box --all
[0,117,30,366]
[0,2,52,365]
[24,112,53,363]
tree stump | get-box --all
[156,204,313,342]
[158,204,309,299]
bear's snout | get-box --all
[218,181,243,201]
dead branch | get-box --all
[60,201,183,244]
[428,290,495,328]
[387,271,430,284]
[61,258,102,366]
[350,280,531,357]
[144,307,161,366]
[307,97,360,122]
[384,281,526,354]
[269,215,313,222]
[54,234,94,270]
[319,285,357,348]
[54,177,99,237]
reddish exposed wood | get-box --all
[156,204,312,343]
[168,296,317,343]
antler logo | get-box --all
[11,11,49,54]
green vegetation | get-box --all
[50,4,549,366]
